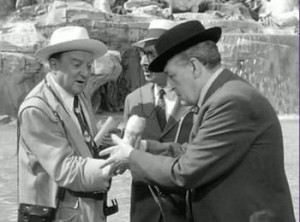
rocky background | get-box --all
[0,0,298,120]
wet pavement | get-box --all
[0,117,298,222]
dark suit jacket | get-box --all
[124,82,193,222]
[129,69,295,222]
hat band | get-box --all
[145,28,167,40]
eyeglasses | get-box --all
[138,49,157,61]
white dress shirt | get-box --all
[154,84,177,121]
[50,75,91,133]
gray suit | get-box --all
[129,69,295,222]
[124,82,193,222]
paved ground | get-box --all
[0,114,298,222]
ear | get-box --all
[190,57,203,79]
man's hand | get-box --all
[99,128,123,147]
[99,134,138,171]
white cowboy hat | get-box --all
[35,26,107,62]
[132,19,177,49]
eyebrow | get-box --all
[70,57,82,62]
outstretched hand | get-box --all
[99,134,140,172]
[99,128,122,147]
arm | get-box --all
[20,107,110,192]
[145,139,187,157]
[130,98,259,189]
[123,95,131,123]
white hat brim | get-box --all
[35,39,107,62]
[132,37,157,48]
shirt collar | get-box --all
[49,75,75,112]
[198,66,224,107]
[154,84,176,99]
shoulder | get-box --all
[126,83,153,100]
[206,77,274,120]
[18,81,60,124]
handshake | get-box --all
[96,115,146,176]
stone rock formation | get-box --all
[258,0,299,31]
[88,50,123,112]
[0,0,298,118]
[94,0,115,13]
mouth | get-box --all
[143,66,150,75]
[76,80,86,85]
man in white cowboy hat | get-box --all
[17,26,117,222]
[123,19,194,222]
[100,20,295,222]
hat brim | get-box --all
[149,27,222,73]
[132,37,158,48]
[35,39,107,62]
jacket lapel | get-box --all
[45,75,92,158]
[161,98,190,138]
[140,83,157,118]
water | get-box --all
[0,118,298,222]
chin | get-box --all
[145,76,155,83]
[180,100,190,106]
[179,96,196,106]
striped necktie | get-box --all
[156,89,167,129]
[73,95,97,157]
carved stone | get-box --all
[0,0,298,118]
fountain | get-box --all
[0,0,298,117]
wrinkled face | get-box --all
[51,51,94,95]
[139,44,167,85]
[164,55,199,105]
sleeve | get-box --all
[146,139,187,157]
[20,107,110,192]
[123,95,131,123]
[129,98,258,189]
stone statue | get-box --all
[94,0,115,13]
[15,0,37,9]
[258,0,299,28]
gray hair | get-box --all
[176,41,221,69]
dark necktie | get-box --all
[73,96,118,215]
[156,89,167,130]
[73,95,97,157]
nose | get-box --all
[167,77,175,88]
[80,64,92,77]
[140,54,149,66]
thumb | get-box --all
[111,133,123,145]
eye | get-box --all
[138,50,146,57]
[168,74,174,80]
[73,63,80,68]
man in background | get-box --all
[123,19,194,222]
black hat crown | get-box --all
[149,20,222,72]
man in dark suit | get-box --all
[123,19,193,222]
[101,20,296,222]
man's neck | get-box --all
[155,82,167,88]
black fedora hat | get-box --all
[148,20,222,72]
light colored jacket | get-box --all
[18,73,109,222]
